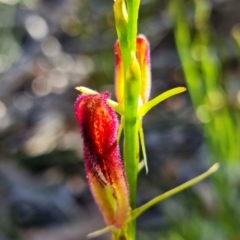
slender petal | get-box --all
[114,40,125,105]
[136,35,151,103]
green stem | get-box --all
[124,114,139,209]
[114,1,142,239]
[126,0,140,52]
[123,116,138,239]
[123,55,141,239]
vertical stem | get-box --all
[124,101,139,210]
[124,0,141,237]
[126,0,140,52]
[114,0,142,239]
[124,112,139,239]
[123,54,141,239]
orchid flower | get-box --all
[78,35,186,174]
[74,0,218,238]
[75,92,129,228]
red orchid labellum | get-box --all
[75,92,129,228]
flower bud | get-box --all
[136,35,151,103]
[114,40,125,105]
[114,0,128,40]
[114,35,151,105]
[75,92,129,228]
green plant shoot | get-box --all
[74,0,219,239]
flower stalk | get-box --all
[74,0,219,239]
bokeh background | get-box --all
[0,0,240,239]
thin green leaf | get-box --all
[139,87,186,116]
[131,163,219,220]
[138,118,148,173]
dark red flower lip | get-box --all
[75,92,129,228]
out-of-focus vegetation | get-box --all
[0,0,239,240]
[0,2,20,74]
[162,1,240,239]
[169,0,239,162]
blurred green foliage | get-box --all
[169,0,239,163]
[0,2,20,73]
[165,0,240,240]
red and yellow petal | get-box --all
[136,35,151,104]
[114,40,125,105]
[75,93,129,228]
[115,35,151,105]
